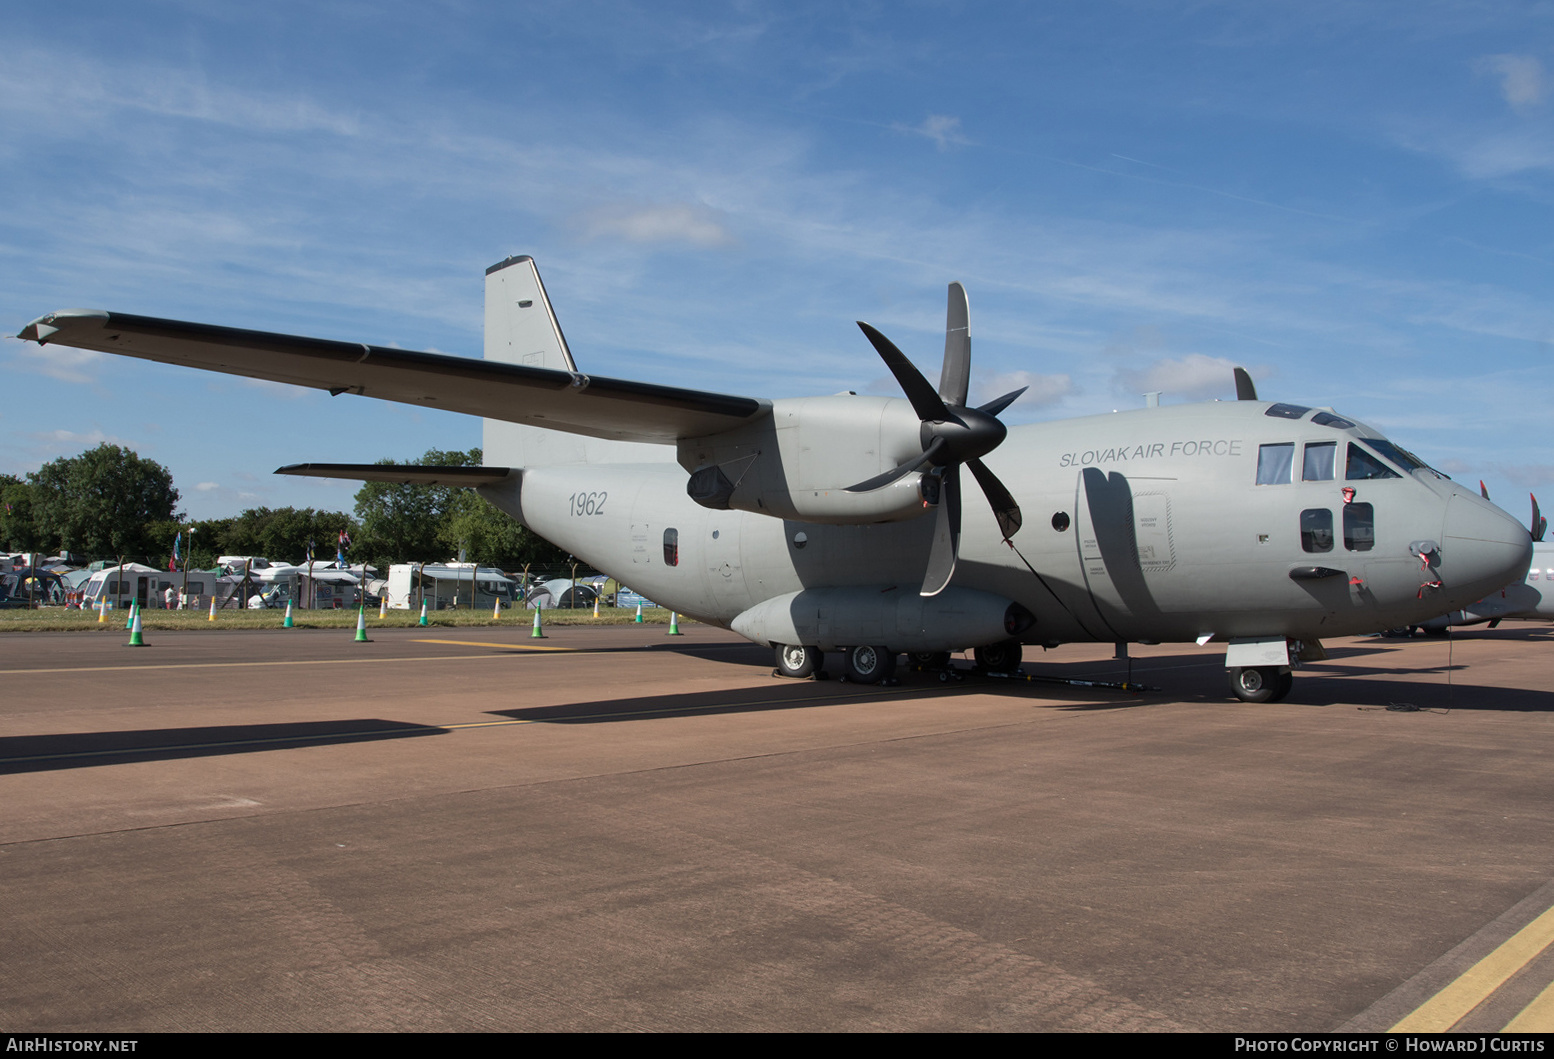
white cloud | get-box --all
[577,203,734,248]
[195,482,220,491]
[897,114,970,152]
[6,339,105,384]
[1114,354,1260,402]
[35,428,129,447]
[1491,463,1554,492]
[1476,54,1546,111]
[973,370,1073,411]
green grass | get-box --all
[0,606,684,633]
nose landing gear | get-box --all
[1228,665,1293,703]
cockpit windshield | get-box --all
[1362,439,1424,473]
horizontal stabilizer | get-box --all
[18,310,768,444]
[276,463,516,487]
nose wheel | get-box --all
[1228,666,1293,703]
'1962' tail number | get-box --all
[569,491,607,517]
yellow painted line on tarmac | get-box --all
[412,639,575,652]
[1504,979,1554,1032]
[1392,904,1554,1031]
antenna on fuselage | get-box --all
[1233,367,1258,401]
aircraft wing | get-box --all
[274,463,517,486]
[17,310,768,444]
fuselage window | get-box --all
[1344,502,1375,551]
[1256,443,1294,485]
[1302,441,1336,481]
[1301,508,1334,553]
[1311,412,1355,429]
[1346,443,1401,481]
[663,528,679,567]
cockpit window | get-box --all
[1364,438,1426,474]
[1264,403,1311,420]
[1301,509,1334,553]
[1344,503,1375,551]
[1311,412,1354,429]
[1302,441,1336,481]
[1256,443,1294,485]
[1346,443,1401,481]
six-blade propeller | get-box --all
[848,283,1025,596]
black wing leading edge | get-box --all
[18,310,768,445]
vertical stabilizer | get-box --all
[481,255,667,469]
[484,255,578,372]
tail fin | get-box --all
[481,255,667,469]
[484,255,578,372]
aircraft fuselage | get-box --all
[495,399,1532,652]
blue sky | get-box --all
[3,2,1551,522]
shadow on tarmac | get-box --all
[0,719,447,774]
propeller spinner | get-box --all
[848,283,1026,597]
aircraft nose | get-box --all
[1441,492,1533,601]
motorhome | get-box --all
[385,563,516,610]
[79,563,218,611]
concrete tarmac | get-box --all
[2,621,1552,1031]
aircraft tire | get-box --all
[774,644,822,679]
[844,645,896,685]
[1269,670,1294,703]
[974,640,1023,673]
[1228,665,1285,704]
[908,651,952,670]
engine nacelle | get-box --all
[681,394,933,525]
[731,586,1035,653]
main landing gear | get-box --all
[773,643,824,679]
[771,643,900,684]
[1227,666,1293,703]
[843,644,896,684]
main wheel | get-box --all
[974,640,1022,673]
[774,644,822,679]
[1228,665,1287,703]
[1269,669,1294,703]
[844,645,896,684]
[908,651,952,670]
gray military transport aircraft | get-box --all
[18,256,1535,701]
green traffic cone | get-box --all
[667,611,682,635]
[126,602,136,630]
[418,599,429,626]
[634,603,643,623]
[354,606,369,643]
[126,608,145,647]
[283,601,294,628]
[531,604,546,638]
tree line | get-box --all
[1,444,568,572]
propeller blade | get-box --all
[967,457,1023,539]
[844,437,947,493]
[1480,480,1491,500]
[1533,494,1546,542]
[976,386,1027,419]
[921,466,961,596]
[1233,367,1258,401]
[940,282,970,408]
[857,322,949,423]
